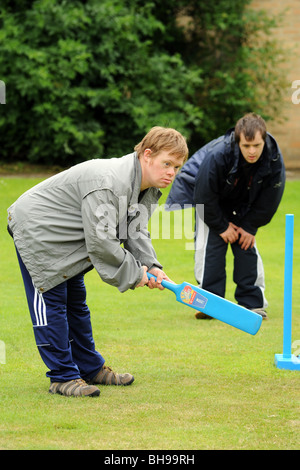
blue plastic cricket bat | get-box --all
[147,273,262,335]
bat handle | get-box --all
[146,272,177,292]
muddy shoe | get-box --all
[49,378,100,397]
[89,365,134,386]
[251,308,268,320]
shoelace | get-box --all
[103,365,118,378]
[74,378,89,387]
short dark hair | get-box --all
[235,113,267,143]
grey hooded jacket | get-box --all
[7,152,162,293]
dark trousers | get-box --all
[16,249,105,382]
[194,221,267,309]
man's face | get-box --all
[141,150,185,190]
[239,131,265,164]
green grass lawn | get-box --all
[0,176,299,450]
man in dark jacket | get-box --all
[166,113,285,319]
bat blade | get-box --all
[147,273,262,335]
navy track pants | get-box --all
[194,220,267,309]
[16,249,105,383]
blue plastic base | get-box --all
[274,354,300,370]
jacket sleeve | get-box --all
[165,139,221,210]
[123,222,162,272]
[240,163,286,235]
[193,151,230,234]
[81,189,145,292]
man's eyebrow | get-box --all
[242,142,262,146]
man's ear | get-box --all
[143,148,152,160]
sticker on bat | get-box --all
[180,285,208,308]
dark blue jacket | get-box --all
[166,129,285,235]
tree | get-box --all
[0,0,287,165]
[171,0,288,150]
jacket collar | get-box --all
[129,152,162,207]
[226,129,277,179]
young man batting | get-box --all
[7,126,188,397]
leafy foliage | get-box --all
[0,0,287,165]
